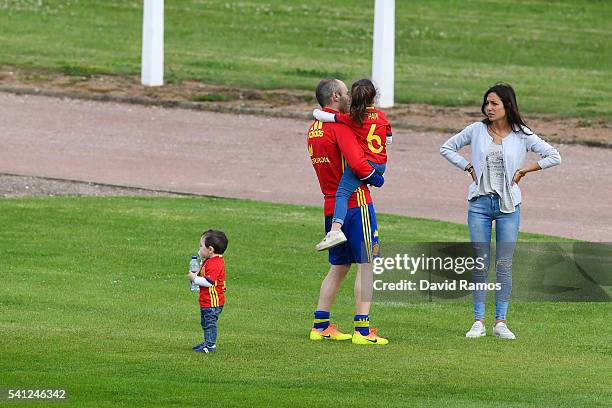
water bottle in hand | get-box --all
[189,256,200,292]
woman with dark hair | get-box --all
[440,83,561,339]
[312,78,392,251]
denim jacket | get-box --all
[440,121,562,206]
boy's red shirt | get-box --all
[336,107,392,165]
[198,255,226,308]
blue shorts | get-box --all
[326,202,379,265]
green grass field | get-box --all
[0,0,610,119]
[1,196,610,407]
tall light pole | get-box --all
[141,0,164,86]
[372,0,395,108]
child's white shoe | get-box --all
[315,230,347,251]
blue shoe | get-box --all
[192,342,206,350]
[194,345,216,353]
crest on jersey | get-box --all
[372,242,380,257]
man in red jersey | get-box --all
[308,78,389,345]
[312,79,392,251]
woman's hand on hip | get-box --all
[512,169,527,185]
[465,163,477,184]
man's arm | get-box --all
[335,125,375,180]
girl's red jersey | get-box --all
[336,107,392,164]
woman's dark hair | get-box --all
[481,83,532,135]
[202,229,228,254]
[349,79,377,125]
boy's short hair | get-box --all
[202,229,229,254]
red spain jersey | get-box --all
[198,255,226,308]
[336,107,392,165]
[307,108,374,216]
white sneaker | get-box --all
[493,322,516,339]
[465,321,486,338]
[315,230,347,251]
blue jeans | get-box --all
[467,195,520,321]
[200,306,223,347]
[332,161,386,225]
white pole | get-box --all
[141,0,164,86]
[372,0,395,108]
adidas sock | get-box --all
[354,314,370,336]
[313,310,330,331]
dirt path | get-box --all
[0,173,181,198]
[2,67,611,147]
[2,93,611,241]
